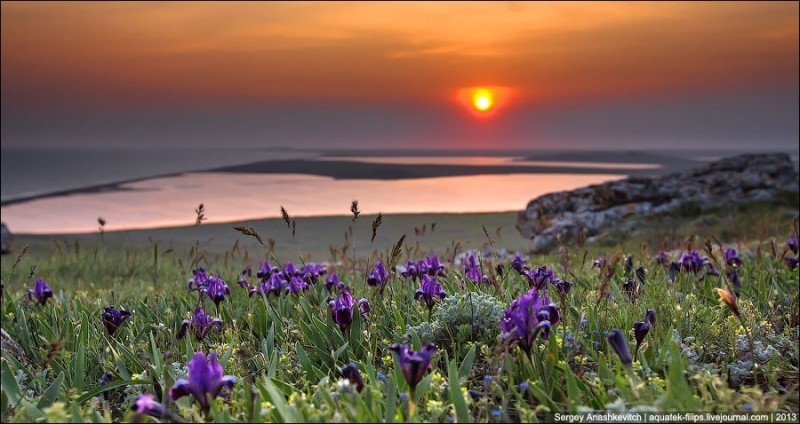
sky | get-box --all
[1,1,798,151]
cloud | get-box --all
[3,2,796,109]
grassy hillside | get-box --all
[1,198,798,422]
[7,211,526,261]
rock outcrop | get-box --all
[517,153,799,252]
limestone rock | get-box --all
[517,153,799,252]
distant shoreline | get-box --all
[6,147,792,207]
[0,156,696,208]
[205,158,684,179]
[0,173,183,207]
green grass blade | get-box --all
[0,361,23,407]
[73,379,151,406]
[458,344,476,379]
[261,377,302,423]
[265,322,275,357]
[296,342,313,379]
[384,377,396,423]
[69,401,83,423]
[37,371,65,409]
[448,360,471,423]
[564,367,581,413]
[74,313,89,390]
[149,332,162,375]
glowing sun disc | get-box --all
[457,86,511,117]
[474,93,493,111]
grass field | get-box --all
[6,211,528,261]
[1,198,798,422]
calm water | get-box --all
[1,171,625,234]
[0,146,314,203]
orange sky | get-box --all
[2,1,797,109]
[1,2,798,151]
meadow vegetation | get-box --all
[1,197,798,422]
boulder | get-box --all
[517,153,799,252]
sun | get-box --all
[472,90,494,112]
[457,86,510,117]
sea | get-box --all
[0,145,773,234]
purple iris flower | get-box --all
[511,254,527,274]
[400,260,419,280]
[302,263,327,284]
[425,256,447,277]
[469,390,487,399]
[645,309,656,327]
[624,256,634,275]
[724,248,742,268]
[500,290,560,356]
[27,278,53,305]
[169,352,236,412]
[286,276,309,295]
[632,321,650,356]
[677,250,708,274]
[358,298,370,316]
[729,268,741,296]
[416,259,430,276]
[635,267,646,284]
[552,278,572,297]
[237,268,253,290]
[388,343,438,391]
[524,266,555,291]
[623,279,638,302]
[325,272,343,291]
[281,262,303,280]
[607,329,632,367]
[592,257,608,269]
[464,254,489,284]
[202,276,230,306]
[102,306,131,336]
[655,252,669,266]
[130,394,166,419]
[257,260,279,279]
[178,307,223,342]
[668,262,678,283]
[99,372,113,386]
[367,261,388,287]
[422,256,447,277]
[786,257,799,270]
[329,287,356,331]
[188,268,209,291]
[789,235,799,255]
[415,275,447,311]
[341,363,365,393]
[249,273,284,298]
[633,309,657,357]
